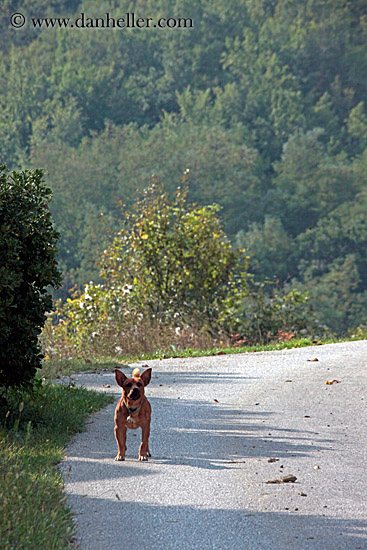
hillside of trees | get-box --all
[1,0,367,334]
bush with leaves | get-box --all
[230,281,322,345]
[44,181,248,359]
[0,165,61,388]
[100,181,249,325]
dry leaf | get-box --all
[266,474,297,484]
[281,475,297,483]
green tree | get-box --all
[295,255,367,334]
[100,181,248,324]
[294,196,367,332]
[273,129,356,236]
[236,216,294,283]
[0,165,61,388]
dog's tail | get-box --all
[132,368,140,378]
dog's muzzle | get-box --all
[129,388,141,401]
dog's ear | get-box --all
[140,367,152,387]
[115,368,127,388]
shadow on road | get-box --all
[70,495,367,550]
[63,394,334,477]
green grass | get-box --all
[39,356,128,380]
[0,382,114,550]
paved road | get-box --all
[60,341,367,549]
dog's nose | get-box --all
[130,388,140,400]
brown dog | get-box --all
[114,366,152,461]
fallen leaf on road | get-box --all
[266,475,297,484]
[213,399,219,403]
[101,384,110,388]
[307,358,319,362]
[268,458,279,463]
[313,465,320,470]
[281,475,297,483]
[325,379,341,385]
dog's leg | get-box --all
[114,424,127,461]
[138,424,150,461]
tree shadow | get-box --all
[69,496,367,550]
[61,395,335,479]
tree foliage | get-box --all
[100,181,248,324]
[45,182,250,358]
[1,0,367,334]
[0,166,61,388]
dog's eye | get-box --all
[125,382,132,388]
[137,382,142,387]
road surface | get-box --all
[60,340,367,549]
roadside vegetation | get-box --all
[41,181,331,371]
[0,383,113,550]
[40,179,367,378]
[0,166,114,549]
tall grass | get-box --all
[41,311,229,364]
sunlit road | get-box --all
[60,341,367,549]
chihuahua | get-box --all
[114,366,152,461]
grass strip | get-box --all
[0,383,114,550]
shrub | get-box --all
[42,181,248,360]
[100,181,249,323]
[230,281,322,345]
[0,165,61,388]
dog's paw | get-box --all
[147,451,152,458]
[115,455,125,461]
[139,455,149,461]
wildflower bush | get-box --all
[42,182,248,360]
[100,182,249,321]
[42,181,322,362]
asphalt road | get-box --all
[60,340,367,549]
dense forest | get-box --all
[1,0,367,334]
